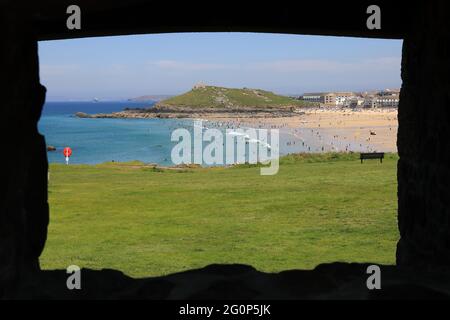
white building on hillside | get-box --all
[363,94,399,108]
[334,92,354,106]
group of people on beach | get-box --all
[166,117,381,155]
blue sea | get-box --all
[40,101,182,165]
[39,101,352,165]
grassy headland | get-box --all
[41,153,399,277]
[75,86,316,119]
[155,85,314,110]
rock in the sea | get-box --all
[75,112,91,118]
[47,145,56,151]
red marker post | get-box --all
[63,147,72,165]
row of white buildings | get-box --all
[299,89,400,108]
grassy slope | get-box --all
[41,153,399,277]
[158,86,313,109]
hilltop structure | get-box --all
[193,82,208,89]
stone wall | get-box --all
[397,1,450,268]
[0,9,49,297]
[1,0,450,298]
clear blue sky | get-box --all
[38,33,402,101]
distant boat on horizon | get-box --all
[93,97,100,102]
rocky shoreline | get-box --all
[75,106,303,119]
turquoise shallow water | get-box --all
[39,101,180,165]
[39,101,332,165]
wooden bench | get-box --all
[360,152,384,163]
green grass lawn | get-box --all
[41,153,399,277]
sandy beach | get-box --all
[76,106,398,154]
[200,108,398,153]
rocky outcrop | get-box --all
[76,110,159,119]
[74,108,300,119]
[152,104,296,114]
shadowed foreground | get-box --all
[15,263,450,299]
